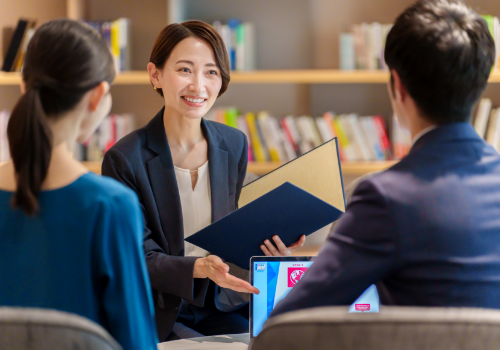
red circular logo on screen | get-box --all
[289,269,305,285]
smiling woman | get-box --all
[101,20,304,342]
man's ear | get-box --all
[391,69,407,103]
[147,62,162,89]
[20,80,26,94]
[88,81,110,112]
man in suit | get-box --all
[271,0,500,318]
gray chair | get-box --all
[0,307,121,350]
[249,306,500,350]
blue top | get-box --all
[0,173,158,350]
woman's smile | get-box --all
[181,95,207,107]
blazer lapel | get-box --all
[202,119,229,223]
[146,108,184,256]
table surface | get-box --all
[158,334,249,350]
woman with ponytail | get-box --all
[0,19,158,350]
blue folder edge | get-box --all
[186,181,345,269]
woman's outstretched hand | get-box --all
[260,235,306,256]
[194,255,259,294]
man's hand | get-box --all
[260,235,306,256]
[194,255,259,294]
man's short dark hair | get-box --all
[384,0,496,124]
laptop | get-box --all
[249,256,380,338]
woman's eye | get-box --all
[179,68,190,73]
[208,70,218,75]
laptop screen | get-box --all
[250,257,379,338]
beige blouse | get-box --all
[174,160,212,257]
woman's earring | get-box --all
[154,85,157,90]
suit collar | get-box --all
[410,122,481,155]
[202,120,229,222]
[145,108,230,255]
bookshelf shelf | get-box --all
[79,160,397,176]
[2,70,500,86]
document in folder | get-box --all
[185,138,346,269]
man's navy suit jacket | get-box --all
[272,122,500,317]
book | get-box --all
[372,116,392,159]
[2,19,29,72]
[186,139,346,268]
[245,112,267,162]
[237,116,254,162]
[13,21,36,72]
[214,20,256,71]
[360,117,385,160]
[332,117,356,161]
[340,33,355,70]
[343,22,393,70]
[203,107,391,163]
[75,114,134,162]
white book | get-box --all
[257,112,282,162]
[348,114,374,160]
[306,117,323,147]
[340,33,355,70]
[220,25,232,67]
[295,117,314,154]
[268,117,289,162]
[244,23,256,71]
[360,117,385,160]
[315,117,333,143]
[368,23,382,70]
[119,18,131,71]
[474,98,492,138]
[276,122,297,162]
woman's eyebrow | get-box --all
[175,60,217,68]
[176,60,194,65]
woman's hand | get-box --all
[193,255,259,294]
[260,235,306,257]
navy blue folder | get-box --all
[185,182,344,269]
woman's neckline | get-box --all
[174,160,209,173]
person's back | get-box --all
[0,173,158,344]
[270,0,500,318]
[0,19,157,349]
[369,122,500,307]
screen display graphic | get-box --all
[252,260,379,337]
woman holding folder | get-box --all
[102,20,305,341]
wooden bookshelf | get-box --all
[2,70,500,86]
[79,160,397,176]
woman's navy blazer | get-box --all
[102,107,248,341]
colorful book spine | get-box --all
[214,20,256,71]
[245,113,267,162]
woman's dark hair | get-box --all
[384,0,495,124]
[7,19,115,216]
[149,20,230,98]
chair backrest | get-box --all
[0,307,122,350]
[249,306,500,350]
